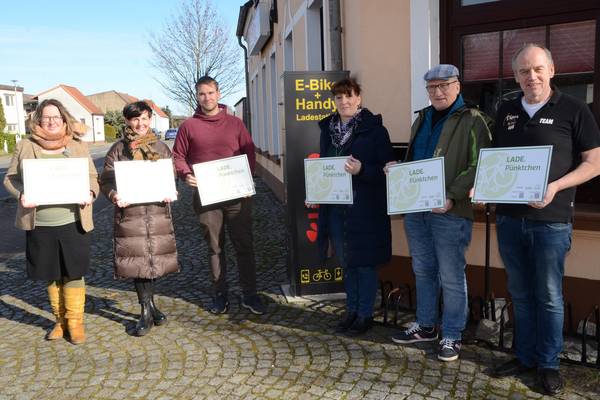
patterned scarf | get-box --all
[329,108,364,149]
[31,124,71,150]
[123,126,160,161]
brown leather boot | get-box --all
[46,283,66,340]
[63,286,86,344]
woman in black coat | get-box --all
[315,78,394,335]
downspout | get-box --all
[238,35,252,133]
[236,1,253,133]
[329,0,343,70]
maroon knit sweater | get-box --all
[173,104,255,178]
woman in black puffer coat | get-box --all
[316,78,395,335]
[99,101,179,336]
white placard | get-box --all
[304,156,353,204]
[23,158,90,205]
[192,155,255,206]
[472,145,553,204]
[386,157,446,214]
[114,159,178,204]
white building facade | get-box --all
[145,100,170,134]
[237,0,600,323]
[0,84,26,136]
[37,85,105,142]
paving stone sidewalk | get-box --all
[0,179,598,400]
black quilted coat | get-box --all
[99,140,179,279]
[317,109,395,268]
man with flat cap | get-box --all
[390,64,491,361]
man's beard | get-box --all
[201,102,218,113]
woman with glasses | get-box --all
[312,78,394,336]
[4,99,98,344]
[99,101,178,337]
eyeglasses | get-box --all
[425,80,458,94]
[41,116,63,123]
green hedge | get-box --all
[104,124,117,142]
[0,132,18,153]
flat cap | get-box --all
[423,64,459,81]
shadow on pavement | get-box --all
[0,297,53,332]
[0,177,417,347]
[85,293,139,335]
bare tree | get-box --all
[149,0,244,112]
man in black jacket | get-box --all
[492,44,600,395]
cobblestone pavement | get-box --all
[0,179,598,400]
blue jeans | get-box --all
[496,215,572,369]
[327,207,378,318]
[404,212,473,340]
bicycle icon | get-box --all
[312,269,332,282]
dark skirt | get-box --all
[25,221,91,281]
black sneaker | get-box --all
[335,312,357,333]
[438,338,461,362]
[208,294,229,314]
[346,316,373,336]
[493,358,535,378]
[391,322,438,344]
[241,294,266,315]
[538,368,563,395]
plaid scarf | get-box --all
[329,108,364,149]
[123,126,160,161]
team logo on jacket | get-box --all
[539,118,554,125]
[503,114,519,131]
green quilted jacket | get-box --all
[407,105,492,219]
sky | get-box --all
[0,0,247,115]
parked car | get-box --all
[151,128,161,139]
[164,128,178,140]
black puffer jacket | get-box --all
[99,140,179,279]
[317,109,395,268]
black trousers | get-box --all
[194,197,257,297]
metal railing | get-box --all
[378,280,600,369]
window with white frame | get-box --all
[250,77,261,149]
[6,124,17,132]
[269,53,280,156]
[4,94,15,106]
[261,64,269,153]
[306,0,325,70]
[284,32,294,71]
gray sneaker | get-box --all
[438,338,461,362]
[391,322,438,344]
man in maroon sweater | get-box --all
[173,76,265,315]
